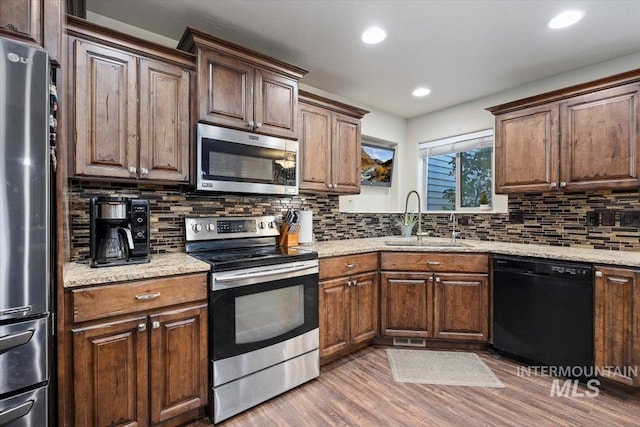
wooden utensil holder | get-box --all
[278,223,299,247]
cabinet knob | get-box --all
[352,280,357,287]
[560,181,567,188]
[128,166,137,175]
[595,271,603,278]
[141,168,149,176]
[550,182,557,188]
[137,323,146,332]
[435,277,441,283]
[256,122,262,128]
[347,280,352,287]
[152,321,160,329]
[248,120,255,127]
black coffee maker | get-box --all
[90,196,150,267]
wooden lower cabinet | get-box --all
[594,266,640,387]
[72,303,207,426]
[73,316,149,427]
[433,274,489,341]
[318,254,379,363]
[380,272,432,338]
[380,252,490,343]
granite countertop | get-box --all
[64,237,640,288]
[63,253,210,288]
[305,236,640,268]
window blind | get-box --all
[419,129,493,158]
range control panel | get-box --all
[185,216,279,242]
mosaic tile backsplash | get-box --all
[67,180,640,261]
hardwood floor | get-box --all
[190,346,640,426]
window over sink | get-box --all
[419,129,506,213]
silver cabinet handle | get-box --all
[256,122,262,128]
[347,280,352,287]
[345,263,357,270]
[0,330,34,353]
[435,277,441,283]
[152,321,160,329]
[352,280,358,287]
[248,120,255,127]
[427,261,441,265]
[140,167,149,176]
[550,182,557,188]
[128,166,137,174]
[138,323,146,332]
[608,277,630,284]
[441,280,481,286]
[560,181,567,188]
[135,292,161,301]
[595,271,603,278]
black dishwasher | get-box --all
[493,255,593,372]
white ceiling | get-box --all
[86,0,640,119]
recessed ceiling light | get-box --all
[547,10,584,29]
[361,27,386,44]
[412,87,431,97]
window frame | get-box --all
[419,129,496,213]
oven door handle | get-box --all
[214,263,317,284]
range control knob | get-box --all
[268,221,275,229]
[136,231,145,239]
[206,223,215,232]
[258,221,265,229]
[136,217,144,224]
[192,223,202,233]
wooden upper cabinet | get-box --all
[494,104,559,193]
[179,27,307,140]
[0,0,62,63]
[139,58,190,182]
[72,39,138,179]
[489,70,640,193]
[594,266,639,387]
[560,83,640,191]
[68,17,195,183]
[298,91,368,194]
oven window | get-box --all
[235,284,304,344]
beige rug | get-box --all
[386,349,505,388]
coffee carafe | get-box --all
[90,196,150,267]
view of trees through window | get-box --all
[425,147,492,211]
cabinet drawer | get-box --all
[72,273,208,323]
[380,252,488,273]
[319,253,378,280]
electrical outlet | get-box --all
[458,217,469,226]
[621,211,640,227]
[601,210,616,226]
[586,211,600,226]
[509,211,524,224]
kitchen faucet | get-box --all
[450,212,458,241]
[404,190,428,241]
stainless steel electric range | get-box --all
[185,215,319,423]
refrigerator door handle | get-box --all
[0,330,34,353]
[0,400,34,425]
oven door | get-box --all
[197,123,298,195]
[210,261,318,361]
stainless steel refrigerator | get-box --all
[0,37,51,426]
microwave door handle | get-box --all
[214,264,315,283]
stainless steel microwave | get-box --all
[196,123,298,195]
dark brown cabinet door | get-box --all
[0,0,41,45]
[139,58,191,182]
[72,316,149,427]
[494,103,559,193]
[72,39,138,179]
[149,304,208,424]
[332,113,361,194]
[254,68,298,139]
[319,277,350,359]
[380,272,432,338]
[197,49,254,130]
[433,274,489,341]
[349,271,379,345]
[594,267,640,387]
[298,102,332,192]
[560,83,640,191]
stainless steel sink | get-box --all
[384,240,470,248]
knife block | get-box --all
[278,223,299,247]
